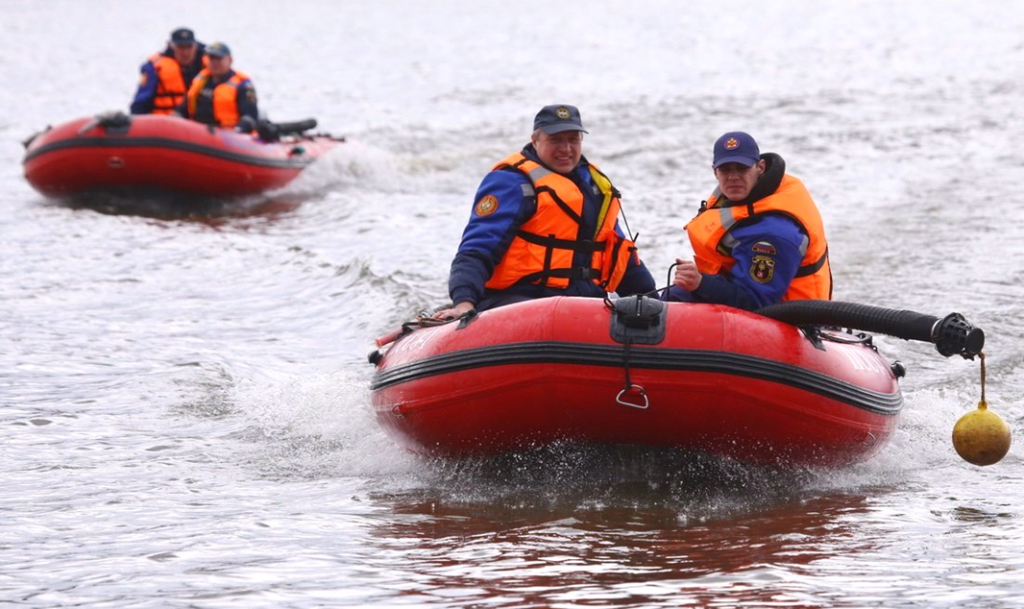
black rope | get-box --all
[621,337,633,391]
[638,261,680,299]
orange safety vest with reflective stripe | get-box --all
[685,173,833,301]
[485,153,638,293]
[186,69,251,128]
[148,53,189,114]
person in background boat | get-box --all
[432,104,656,320]
[665,131,832,310]
[174,42,258,130]
[130,27,206,115]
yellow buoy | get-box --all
[952,400,1011,466]
[951,353,1011,466]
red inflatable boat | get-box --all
[22,111,342,198]
[368,296,983,466]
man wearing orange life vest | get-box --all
[433,104,655,320]
[176,42,258,130]
[666,131,832,310]
[130,27,207,115]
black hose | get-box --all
[755,300,984,359]
[274,119,317,135]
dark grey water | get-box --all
[3,1,1022,607]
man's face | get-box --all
[533,130,583,174]
[172,42,197,66]
[714,160,765,201]
[207,54,232,77]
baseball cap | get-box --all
[533,104,588,135]
[206,42,232,58]
[713,131,760,168]
[170,28,196,45]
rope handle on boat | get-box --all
[615,337,649,409]
[374,318,439,348]
[616,385,649,409]
[369,317,436,365]
[373,310,477,348]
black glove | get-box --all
[256,120,280,142]
[236,115,257,133]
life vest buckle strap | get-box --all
[571,266,601,280]
[515,232,606,253]
[576,239,607,253]
[518,267,599,283]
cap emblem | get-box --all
[724,138,740,150]
[555,107,571,119]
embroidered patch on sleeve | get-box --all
[474,195,498,217]
[751,241,777,255]
[750,255,776,283]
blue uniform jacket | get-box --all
[448,146,656,311]
[664,214,807,310]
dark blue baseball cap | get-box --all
[713,131,760,168]
[206,42,232,58]
[170,28,196,45]
[533,104,588,135]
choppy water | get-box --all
[3,0,1023,607]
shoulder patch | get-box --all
[474,195,499,217]
[751,241,777,255]
[750,255,776,284]
[138,73,148,87]
[246,88,257,104]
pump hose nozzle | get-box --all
[932,312,984,359]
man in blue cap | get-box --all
[175,42,258,130]
[665,131,833,309]
[130,27,207,115]
[433,104,655,319]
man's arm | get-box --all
[692,215,806,310]
[433,169,532,317]
[129,62,157,115]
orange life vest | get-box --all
[148,54,188,114]
[485,153,638,293]
[685,173,833,301]
[186,69,251,128]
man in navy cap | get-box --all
[175,42,258,130]
[665,131,832,309]
[433,104,655,319]
[130,27,206,115]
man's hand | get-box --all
[431,301,476,320]
[673,258,703,291]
